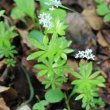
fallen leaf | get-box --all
[97,32,109,47]
[0,86,10,93]
[16,28,35,49]
[102,30,110,45]
[2,88,18,102]
[82,7,104,30]
[0,98,10,110]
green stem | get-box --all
[19,65,34,106]
[64,93,71,110]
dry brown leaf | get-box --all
[101,30,110,45]
[97,32,109,47]
[2,88,18,102]
[82,7,103,30]
[0,98,10,110]
[0,86,10,93]
[16,28,35,49]
[0,59,6,70]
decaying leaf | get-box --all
[0,59,6,70]
[101,30,110,45]
[0,86,10,93]
[16,28,35,49]
[97,32,109,47]
[0,98,10,110]
[82,7,104,30]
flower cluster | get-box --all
[38,13,53,30]
[75,49,95,60]
[45,0,61,11]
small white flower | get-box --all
[45,0,61,9]
[50,0,61,8]
[38,13,53,30]
[75,49,95,60]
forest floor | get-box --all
[0,0,110,110]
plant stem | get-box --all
[20,65,34,106]
[64,93,71,110]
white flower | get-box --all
[50,0,61,8]
[45,0,61,9]
[75,49,95,60]
[38,13,53,30]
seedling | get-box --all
[27,0,73,89]
[0,21,17,67]
[4,58,16,68]
[71,62,105,110]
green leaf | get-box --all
[85,62,92,77]
[95,0,103,3]
[59,5,73,11]
[71,72,82,79]
[104,13,110,22]
[61,53,67,60]
[29,30,45,49]
[38,69,48,77]
[11,7,26,20]
[51,9,67,21]
[14,0,35,19]
[45,89,64,103]
[64,49,74,53]
[43,35,49,45]
[39,0,51,9]
[0,10,5,17]
[97,3,109,15]
[75,94,84,100]
[27,51,44,60]
[89,71,101,79]
[32,100,48,110]
[55,20,68,35]
[71,80,82,85]
[29,30,44,44]
[80,64,86,77]
[34,64,47,69]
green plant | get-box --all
[27,32,73,89]
[0,21,17,68]
[0,10,5,17]
[95,0,110,22]
[70,62,105,110]
[4,58,16,68]
[33,88,64,110]
[24,0,105,110]
[26,1,74,110]
[27,0,73,89]
[11,0,35,20]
